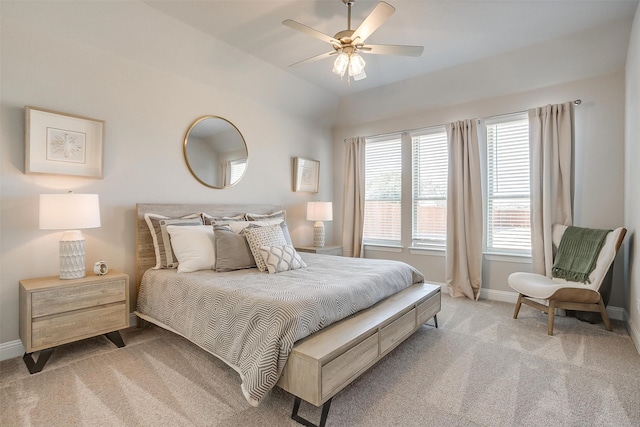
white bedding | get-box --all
[135,253,424,405]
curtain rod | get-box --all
[347,99,582,142]
[480,99,581,122]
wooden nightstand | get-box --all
[19,270,129,373]
[295,245,343,256]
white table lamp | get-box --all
[307,201,333,247]
[40,193,101,279]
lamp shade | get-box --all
[306,201,333,222]
[40,193,101,230]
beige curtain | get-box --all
[529,103,574,275]
[445,120,483,300]
[342,137,366,258]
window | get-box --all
[363,135,402,245]
[362,113,530,255]
[228,159,247,185]
[412,129,448,248]
[485,114,531,254]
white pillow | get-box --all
[144,213,202,269]
[227,220,269,234]
[166,225,216,273]
[259,245,307,274]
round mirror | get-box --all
[183,116,248,189]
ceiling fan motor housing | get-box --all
[334,30,358,50]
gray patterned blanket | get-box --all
[136,253,424,406]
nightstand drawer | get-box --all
[31,302,127,350]
[32,279,126,318]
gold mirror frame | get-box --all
[183,116,248,189]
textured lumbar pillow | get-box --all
[243,224,287,272]
[258,245,307,274]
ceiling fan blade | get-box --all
[282,19,340,46]
[288,51,338,68]
[351,1,395,44]
[359,44,424,57]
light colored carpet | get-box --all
[1,294,639,427]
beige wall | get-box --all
[0,3,337,353]
[625,3,640,351]
[333,71,627,307]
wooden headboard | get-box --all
[135,203,284,292]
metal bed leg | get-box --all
[291,396,333,427]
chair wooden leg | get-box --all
[547,300,555,336]
[598,298,612,331]
[513,294,524,319]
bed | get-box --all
[134,203,441,426]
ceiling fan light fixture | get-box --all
[348,53,366,77]
[332,52,349,76]
[352,68,367,81]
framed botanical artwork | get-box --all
[25,106,105,178]
[293,157,319,192]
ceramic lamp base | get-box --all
[59,230,86,279]
[313,221,325,247]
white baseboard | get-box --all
[0,339,24,361]
[0,313,139,362]
[624,309,640,354]
[479,288,519,304]
[606,306,625,322]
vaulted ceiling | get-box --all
[145,0,639,96]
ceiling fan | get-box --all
[283,0,424,83]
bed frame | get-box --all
[135,203,441,427]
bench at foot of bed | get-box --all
[277,282,441,427]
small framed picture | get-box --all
[25,106,104,178]
[293,157,319,193]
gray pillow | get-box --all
[201,213,244,225]
[213,225,256,272]
[245,210,286,224]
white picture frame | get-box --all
[25,106,104,178]
[293,157,319,193]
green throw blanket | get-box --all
[552,226,610,283]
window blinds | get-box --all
[486,116,531,253]
[363,136,402,244]
[412,130,448,247]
